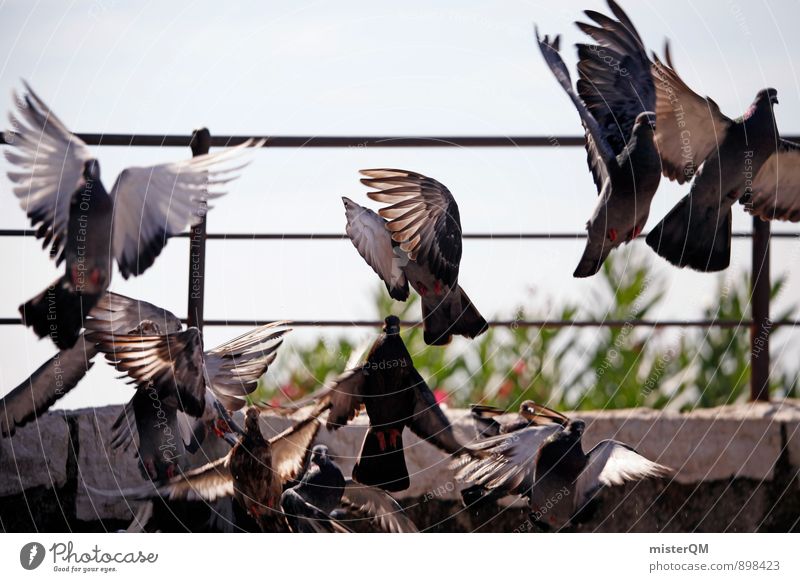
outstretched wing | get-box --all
[89,328,207,418]
[95,455,234,502]
[205,323,291,411]
[110,139,262,278]
[536,29,614,193]
[4,82,93,265]
[269,412,323,483]
[361,169,462,287]
[575,0,656,189]
[406,369,464,456]
[574,440,671,508]
[340,479,419,533]
[452,424,563,493]
[342,196,409,301]
[746,139,800,222]
[651,43,732,183]
[86,292,184,335]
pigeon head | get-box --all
[83,159,100,181]
[757,88,779,106]
[383,315,401,335]
[633,111,656,134]
[244,408,262,433]
[565,419,585,438]
[519,400,537,417]
[190,127,211,156]
[310,444,330,465]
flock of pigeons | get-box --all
[1,0,797,532]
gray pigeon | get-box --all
[280,445,420,533]
[453,417,670,529]
[645,45,782,271]
[344,169,488,345]
[4,82,260,348]
[280,444,351,533]
[536,0,661,277]
[86,309,290,479]
[0,292,182,437]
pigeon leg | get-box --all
[433,281,442,294]
[213,400,245,437]
[387,428,403,448]
[418,283,428,297]
[375,430,387,451]
[607,228,618,242]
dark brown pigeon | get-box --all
[454,416,670,529]
[645,45,783,271]
[86,311,290,479]
[3,82,260,348]
[0,292,182,437]
[309,315,466,492]
[344,169,488,345]
[536,0,661,277]
[99,407,323,532]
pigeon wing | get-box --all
[746,139,800,222]
[574,440,672,509]
[340,479,419,533]
[4,82,93,265]
[343,197,409,301]
[651,43,732,183]
[110,139,262,278]
[361,169,462,288]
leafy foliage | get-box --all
[252,251,798,411]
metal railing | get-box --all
[2,130,799,402]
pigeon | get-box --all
[96,407,324,532]
[461,401,568,507]
[470,400,569,439]
[280,445,419,533]
[3,82,261,348]
[536,0,661,277]
[0,292,182,437]
[645,45,783,270]
[85,310,290,479]
[280,444,349,533]
[453,416,670,529]
[302,315,467,492]
[344,169,488,345]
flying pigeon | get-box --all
[470,400,569,439]
[462,401,568,507]
[645,46,783,270]
[85,310,290,479]
[302,315,467,492]
[3,82,261,348]
[96,407,324,532]
[0,292,182,437]
[453,416,670,529]
[344,169,488,345]
[536,0,661,277]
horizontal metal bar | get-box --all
[0,229,798,240]
[0,133,591,148]
[1,318,796,328]
[3,133,799,148]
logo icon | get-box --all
[20,542,46,570]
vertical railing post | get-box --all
[187,128,210,331]
[750,216,771,401]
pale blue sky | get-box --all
[0,0,799,409]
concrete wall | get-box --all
[1,401,799,532]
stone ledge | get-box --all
[1,400,799,532]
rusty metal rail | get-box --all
[2,130,798,402]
